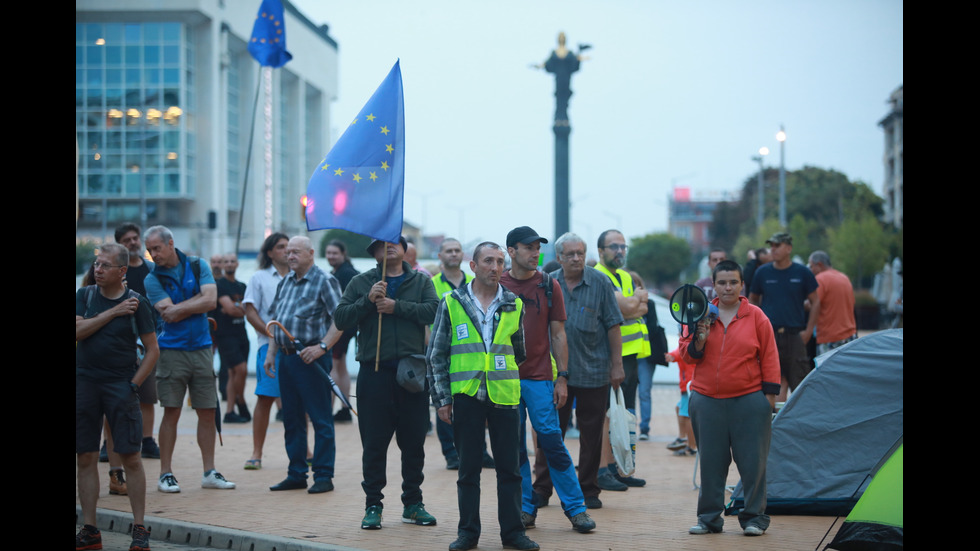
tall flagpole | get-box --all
[263,66,274,237]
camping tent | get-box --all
[827,441,903,550]
[728,329,903,516]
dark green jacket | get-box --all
[333,261,438,364]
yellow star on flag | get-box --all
[381,161,389,171]
[380,125,390,135]
[334,167,344,176]
[352,173,362,183]
[366,114,376,122]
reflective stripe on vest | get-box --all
[595,263,651,358]
[445,295,522,406]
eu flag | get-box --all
[305,60,405,243]
[248,0,292,68]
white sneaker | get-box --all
[158,473,181,493]
[201,469,236,489]
[638,432,650,441]
[743,525,765,536]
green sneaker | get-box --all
[361,505,383,530]
[402,502,437,526]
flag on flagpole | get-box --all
[305,60,405,243]
[248,0,292,68]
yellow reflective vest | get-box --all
[432,272,473,301]
[595,263,651,358]
[446,294,523,406]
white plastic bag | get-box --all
[607,386,637,477]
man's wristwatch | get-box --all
[319,342,329,352]
[129,381,140,394]
[556,371,569,379]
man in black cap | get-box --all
[334,236,440,530]
[748,232,819,402]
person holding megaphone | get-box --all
[677,259,780,538]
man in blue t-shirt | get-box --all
[143,225,236,494]
[749,232,819,402]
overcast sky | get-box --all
[290,0,903,254]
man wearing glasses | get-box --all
[592,229,649,490]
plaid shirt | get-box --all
[427,283,525,409]
[269,264,342,349]
[552,266,625,388]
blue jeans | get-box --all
[277,351,335,482]
[518,379,586,517]
[638,358,657,433]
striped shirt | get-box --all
[269,264,342,349]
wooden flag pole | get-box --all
[374,253,388,372]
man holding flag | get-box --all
[307,60,438,529]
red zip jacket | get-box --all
[678,296,780,399]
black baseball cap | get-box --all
[366,236,408,256]
[506,226,548,248]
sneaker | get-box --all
[236,401,251,421]
[596,468,628,491]
[223,412,249,424]
[402,502,436,526]
[689,523,721,535]
[201,469,236,489]
[449,536,478,551]
[667,437,688,451]
[308,479,334,493]
[744,525,765,536]
[129,524,150,551]
[534,493,549,508]
[584,496,602,509]
[446,455,460,470]
[109,468,128,495]
[673,446,697,456]
[99,440,109,463]
[157,473,180,493]
[569,511,596,533]
[638,431,650,441]
[521,511,536,528]
[333,407,352,422]
[76,524,102,550]
[141,437,161,459]
[614,471,646,487]
[361,505,383,530]
[502,534,540,550]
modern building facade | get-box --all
[878,85,903,229]
[667,187,737,255]
[76,0,338,256]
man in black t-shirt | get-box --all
[76,243,159,551]
[114,222,161,459]
[215,253,251,423]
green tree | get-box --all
[827,214,890,287]
[317,229,374,258]
[627,232,691,289]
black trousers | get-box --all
[356,362,429,509]
[452,394,524,543]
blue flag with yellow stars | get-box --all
[305,60,405,243]
[248,0,292,68]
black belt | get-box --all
[774,326,805,334]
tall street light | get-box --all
[752,147,769,228]
[776,126,787,227]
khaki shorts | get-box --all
[156,348,218,409]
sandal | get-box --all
[244,459,262,470]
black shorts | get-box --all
[217,336,250,368]
[332,329,356,360]
[76,377,143,455]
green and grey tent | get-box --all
[827,441,903,550]
[727,329,903,516]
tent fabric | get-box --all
[827,443,903,550]
[728,329,903,516]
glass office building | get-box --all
[76,1,338,255]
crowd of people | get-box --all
[77,222,858,551]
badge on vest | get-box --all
[455,323,469,341]
[494,355,507,370]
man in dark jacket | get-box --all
[333,236,440,531]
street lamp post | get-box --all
[776,125,787,227]
[752,147,769,228]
